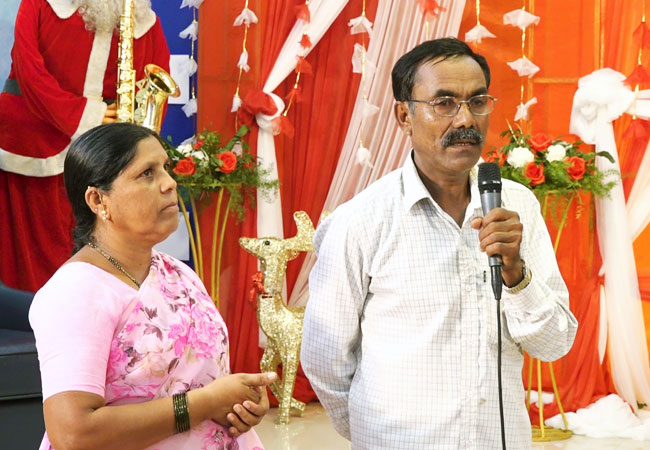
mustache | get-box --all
[442,128,484,147]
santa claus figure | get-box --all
[0,0,171,291]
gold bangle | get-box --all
[504,260,532,294]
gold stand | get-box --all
[526,357,573,441]
[526,192,580,442]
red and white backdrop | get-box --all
[195,0,650,421]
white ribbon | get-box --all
[569,68,650,411]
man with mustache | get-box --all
[302,38,577,449]
[0,0,170,291]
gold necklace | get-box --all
[87,242,141,288]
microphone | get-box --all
[478,162,503,301]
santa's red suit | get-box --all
[0,0,170,291]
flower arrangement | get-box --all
[486,127,618,251]
[166,125,278,221]
[486,128,617,199]
[164,125,278,306]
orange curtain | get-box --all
[460,0,650,421]
[459,0,611,422]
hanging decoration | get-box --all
[417,0,444,40]
[503,6,540,124]
[178,0,203,118]
[271,1,314,139]
[349,0,376,168]
[624,2,650,141]
[231,1,259,118]
[465,0,496,45]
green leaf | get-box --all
[595,151,615,164]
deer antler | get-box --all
[284,211,314,252]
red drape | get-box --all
[198,0,376,405]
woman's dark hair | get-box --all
[64,122,161,253]
[391,37,491,102]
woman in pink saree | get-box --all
[29,123,274,450]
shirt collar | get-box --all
[402,150,483,220]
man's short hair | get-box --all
[391,37,491,102]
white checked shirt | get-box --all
[301,152,578,450]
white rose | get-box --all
[546,144,566,162]
[176,143,193,156]
[507,146,535,168]
[191,150,209,167]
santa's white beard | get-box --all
[73,0,152,34]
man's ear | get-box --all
[394,101,412,136]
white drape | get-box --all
[255,0,350,245]
[627,137,650,241]
[289,0,467,307]
[570,69,650,411]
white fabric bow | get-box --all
[179,21,198,41]
[507,57,540,78]
[181,0,204,9]
[348,15,373,36]
[570,69,636,146]
[233,7,258,26]
[503,9,540,30]
[515,97,538,121]
[465,23,496,44]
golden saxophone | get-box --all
[116,0,179,133]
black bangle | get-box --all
[172,392,190,433]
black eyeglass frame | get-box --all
[407,94,498,117]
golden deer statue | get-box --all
[239,211,315,424]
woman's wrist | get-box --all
[186,387,211,428]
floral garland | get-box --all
[487,127,618,201]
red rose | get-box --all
[173,156,196,176]
[565,156,586,181]
[485,151,506,167]
[218,151,237,174]
[524,162,545,186]
[528,133,553,153]
[192,138,204,150]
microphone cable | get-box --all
[495,293,506,450]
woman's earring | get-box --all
[100,210,108,221]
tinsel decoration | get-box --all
[417,0,444,40]
[232,1,258,121]
[504,6,541,123]
[465,0,496,44]
[277,0,314,137]
[350,0,376,168]
[177,2,201,119]
[625,2,650,139]
[239,211,315,424]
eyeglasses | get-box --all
[408,94,498,117]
